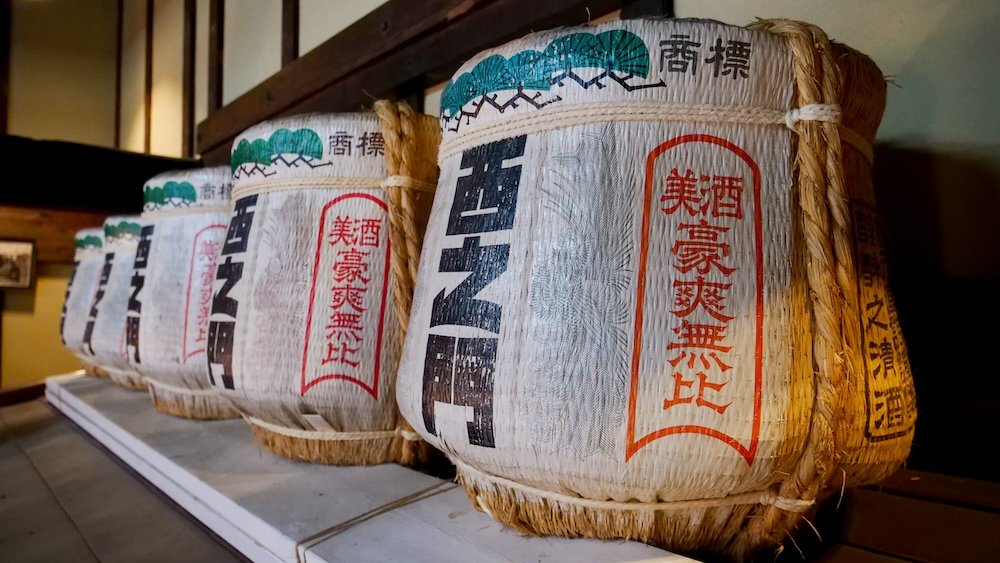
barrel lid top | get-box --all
[438,18,798,142]
[230,112,386,189]
[74,228,104,249]
[143,166,231,213]
[102,215,142,243]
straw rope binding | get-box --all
[438,100,874,164]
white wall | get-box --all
[120,0,148,152]
[223,0,281,105]
[299,0,387,56]
[150,0,185,157]
[8,0,118,147]
[194,0,210,133]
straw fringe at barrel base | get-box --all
[395,18,915,557]
[208,102,441,465]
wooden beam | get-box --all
[815,545,908,563]
[281,0,299,67]
[0,0,10,135]
[0,136,196,214]
[0,383,45,405]
[839,488,1000,562]
[197,0,622,162]
[620,0,673,18]
[0,207,107,264]
[182,0,195,157]
[114,0,124,148]
[207,0,223,112]
[143,0,154,153]
[872,469,1000,513]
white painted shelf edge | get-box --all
[45,372,689,563]
[46,372,291,563]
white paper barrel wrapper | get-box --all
[125,167,237,419]
[395,18,916,556]
[84,215,145,390]
[208,112,435,464]
[61,228,105,375]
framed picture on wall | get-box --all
[0,240,36,289]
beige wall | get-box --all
[1,264,81,389]
[299,0,387,55]
[194,0,210,132]
[150,0,185,157]
[120,0,148,152]
[223,0,281,105]
[8,0,118,146]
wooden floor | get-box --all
[4,388,998,563]
[0,399,242,563]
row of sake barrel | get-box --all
[60,166,235,417]
[60,17,916,558]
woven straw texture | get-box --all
[126,166,238,419]
[209,103,440,464]
[61,228,105,372]
[395,18,915,558]
[86,215,147,391]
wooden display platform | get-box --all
[45,372,686,563]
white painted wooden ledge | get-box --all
[45,373,690,563]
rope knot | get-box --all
[381,174,437,193]
[761,490,816,513]
[785,103,842,130]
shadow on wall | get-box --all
[3,287,37,314]
[873,144,1000,483]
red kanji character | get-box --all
[661,168,704,216]
[332,249,370,284]
[321,341,360,367]
[709,175,743,219]
[673,276,733,322]
[662,371,731,414]
[357,218,382,247]
[668,320,732,352]
[329,215,357,246]
[325,311,364,342]
[330,285,366,313]
[667,350,732,372]
[672,220,736,275]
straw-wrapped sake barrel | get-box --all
[396,18,916,556]
[84,215,146,390]
[208,102,440,464]
[125,167,237,419]
[61,228,106,376]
